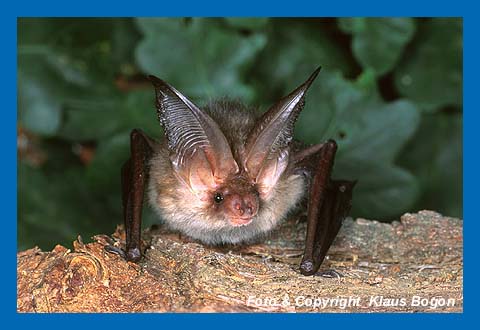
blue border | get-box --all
[9,0,471,16]
[6,0,473,327]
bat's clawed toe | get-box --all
[104,245,127,259]
[104,244,142,262]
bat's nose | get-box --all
[233,201,254,216]
[226,194,258,220]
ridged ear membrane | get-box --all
[244,67,321,198]
[149,75,239,193]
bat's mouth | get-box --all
[229,216,253,227]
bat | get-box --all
[106,67,355,276]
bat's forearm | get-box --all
[122,129,153,261]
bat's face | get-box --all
[209,175,259,227]
[148,69,320,244]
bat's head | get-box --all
[148,68,320,239]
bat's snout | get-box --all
[225,193,258,226]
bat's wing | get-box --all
[105,129,156,261]
[292,140,355,275]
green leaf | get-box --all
[19,162,73,249]
[56,98,124,141]
[394,18,463,112]
[398,113,462,217]
[334,159,420,219]
[135,18,267,102]
[18,68,62,136]
[17,18,137,137]
[110,18,143,69]
[252,19,354,103]
[17,18,129,87]
[18,161,116,250]
[17,51,113,138]
[297,71,420,163]
[57,90,161,141]
[86,132,130,194]
[339,18,415,76]
[224,18,269,30]
[338,100,420,162]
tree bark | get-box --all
[17,210,463,312]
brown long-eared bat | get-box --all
[106,67,355,276]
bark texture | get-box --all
[17,210,463,312]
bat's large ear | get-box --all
[149,75,239,193]
[244,67,321,199]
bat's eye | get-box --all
[214,192,224,204]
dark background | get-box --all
[17,17,463,251]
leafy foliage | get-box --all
[394,18,463,112]
[338,18,415,76]
[135,18,266,101]
[17,18,463,250]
